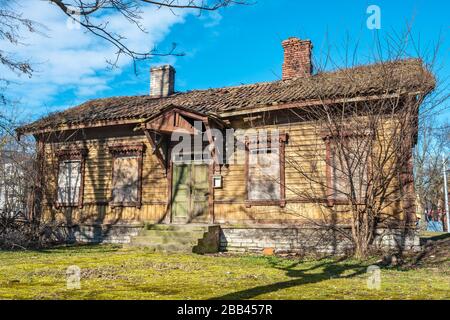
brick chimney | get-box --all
[282,37,313,80]
[150,65,175,97]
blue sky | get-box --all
[2,0,449,123]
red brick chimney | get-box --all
[282,37,313,80]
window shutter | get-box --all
[112,156,139,204]
[331,138,369,202]
[57,162,67,203]
[248,148,281,201]
[69,161,81,204]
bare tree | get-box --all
[45,0,249,68]
[0,112,41,248]
[279,32,447,259]
[0,0,45,111]
[414,122,450,229]
[0,0,40,78]
[0,0,248,105]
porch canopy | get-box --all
[138,105,226,173]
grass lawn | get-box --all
[0,245,448,300]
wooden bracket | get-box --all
[144,129,167,175]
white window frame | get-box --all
[57,160,82,206]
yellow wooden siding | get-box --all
[41,118,407,225]
[41,135,168,223]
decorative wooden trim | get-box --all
[55,147,88,160]
[244,132,288,208]
[324,137,334,207]
[79,159,86,209]
[244,136,250,208]
[144,106,208,124]
[279,133,287,208]
[108,142,145,209]
[55,147,88,209]
[108,143,145,156]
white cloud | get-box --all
[1,0,193,117]
[201,11,222,28]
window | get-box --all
[248,148,281,200]
[112,156,139,204]
[326,136,369,205]
[57,160,82,205]
[55,147,87,208]
[245,133,287,207]
[109,143,144,208]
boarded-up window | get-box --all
[330,138,369,202]
[248,148,281,201]
[111,156,139,204]
[57,160,82,205]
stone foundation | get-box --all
[63,224,143,244]
[219,226,421,254]
[57,223,421,254]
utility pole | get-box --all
[443,155,450,233]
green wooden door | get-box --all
[172,163,209,223]
[190,164,209,221]
[172,164,190,222]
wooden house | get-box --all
[17,38,434,253]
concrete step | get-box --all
[130,224,220,254]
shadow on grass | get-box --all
[0,243,122,254]
[210,257,368,300]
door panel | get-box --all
[172,164,190,221]
[171,163,209,223]
[190,164,209,221]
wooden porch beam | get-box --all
[143,129,167,175]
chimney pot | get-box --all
[150,65,175,97]
[282,37,313,80]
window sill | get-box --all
[245,199,286,208]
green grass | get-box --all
[0,245,448,300]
